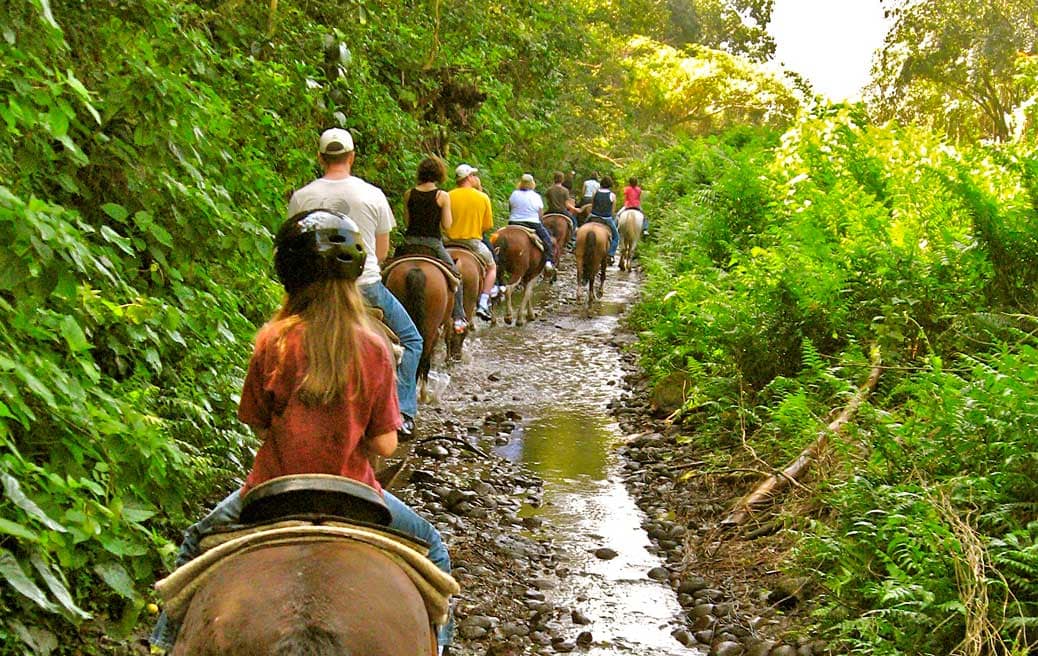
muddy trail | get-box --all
[387,258,698,656]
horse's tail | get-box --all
[404,267,429,382]
[581,230,597,285]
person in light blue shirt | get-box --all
[507,173,555,273]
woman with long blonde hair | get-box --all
[151,209,452,653]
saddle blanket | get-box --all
[444,241,490,279]
[382,255,461,290]
[496,225,544,252]
[155,522,459,625]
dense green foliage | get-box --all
[0,0,790,651]
[631,112,1038,653]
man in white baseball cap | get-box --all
[287,128,422,438]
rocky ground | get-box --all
[383,263,828,656]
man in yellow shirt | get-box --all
[446,164,497,320]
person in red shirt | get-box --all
[621,176,647,236]
[151,209,452,653]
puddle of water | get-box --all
[492,410,702,655]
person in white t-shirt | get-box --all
[286,128,422,436]
[507,173,555,273]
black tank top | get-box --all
[591,189,613,218]
[405,188,443,238]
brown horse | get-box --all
[574,221,611,313]
[445,246,484,360]
[491,225,546,326]
[172,541,435,656]
[383,257,453,398]
[542,213,572,266]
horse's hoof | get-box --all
[504,316,513,325]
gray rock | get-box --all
[594,547,618,560]
[694,588,725,602]
[694,630,714,644]
[529,577,555,591]
[712,641,745,656]
[770,646,798,656]
[530,631,553,646]
[461,615,496,629]
[459,625,488,639]
[691,614,715,631]
[647,566,670,581]
[745,640,776,656]
[672,629,694,647]
[679,576,709,594]
[571,609,591,625]
[690,603,715,618]
[553,640,576,653]
[500,621,530,638]
[575,631,593,646]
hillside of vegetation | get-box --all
[630,111,1038,654]
[3,0,1036,654]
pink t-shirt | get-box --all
[623,185,642,208]
[238,322,400,494]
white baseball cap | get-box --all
[455,164,478,179]
[318,128,355,155]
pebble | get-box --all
[570,609,591,625]
[593,547,618,560]
[647,566,669,581]
[672,629,694,647]
[713,641,745,656]
[575,631,593,646]
[553,640,576,653]
[770,646,797,656]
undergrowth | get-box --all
[631,110,1038,654]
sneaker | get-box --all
[544,261,555,273]
[490,285,503,299]
[453,318,468,334]
[476,302,492,321]
[642,230,648,237]
[399,415,415,439]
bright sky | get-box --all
[767,0,891,101]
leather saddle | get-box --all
[240,474,393,527]
[382,254,461,290]
[444,241,489,281]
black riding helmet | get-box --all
[274,209,366,293]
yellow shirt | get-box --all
[446,187,493,240]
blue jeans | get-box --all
[360,281,422,420]
[592,216,620,257]
[151,488,453,649]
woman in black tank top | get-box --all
[396,156,467,331]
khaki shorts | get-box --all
[447,238,494,268]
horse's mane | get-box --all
[272,625,349,655]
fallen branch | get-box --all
[722,347,882,527]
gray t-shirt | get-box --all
[287,176,395,287]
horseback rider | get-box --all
[546,170,580,247]
[588,175,620,265]
[621,176,647,236]
[508,173,556,274]
[579,171,600,208]
[446,164,498,321]
[286,128,420,437]
[150,210,452,653]
[396,156,467,334]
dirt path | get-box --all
[391,258,707,655]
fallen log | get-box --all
[722,347,882,527]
